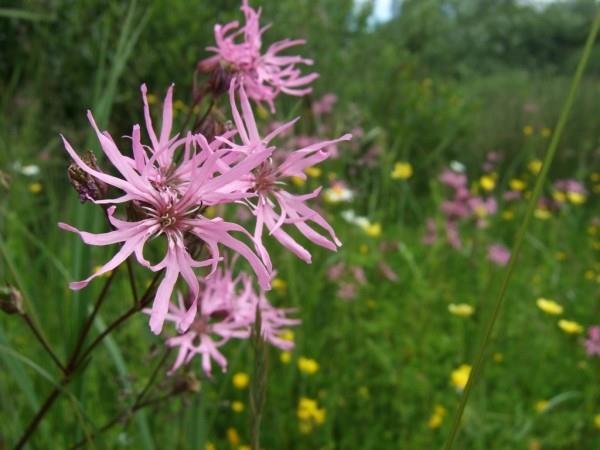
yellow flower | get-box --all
[232,372,249,390]
[567,191,586,205]
[298,357,319,375]
[448,303,474,317]
[291,176,306,187]
[173,99,187,111]
[297,397,326,433]
[479,175,495,191]
[534,400,549,413]
[391,161,413,180]
[501,210,515,221]
[552,190,566,203]
[427,405,447,429]
[279,329,294,342]
[554,251,567,261]
[203,206,217,218]
[271,277,288,294]
[450,364,471,390]
[540,127,551,138]
[226,428,240,446]
[523,125,534,136]
[558,319,583,334]
[231,401,245,413]
[280,351,292,364]
[528,159,542,174]
[305,167,322,178]
[534,208,551,220]
[493,352,504,363]
[357,386,370,399]
[362,222,382,238]
[584,270,595,281]
[594,413,600,429]
[536,298,563,315]
[29,182,43,194]
[257,105,269,119]
[509,179,526,191]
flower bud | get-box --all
[67,150,108,202]
[0,286,24,315]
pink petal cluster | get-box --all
[221,82,351,265]
[60,85,271,334]
[199,0,318,111]
[156,264,299,375]
[60,82,350,336]
[425,167,498,249]
[487,244,511,266]
[584,326,600,357]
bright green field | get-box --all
[1,1,600,449]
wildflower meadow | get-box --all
[1,1,599,449]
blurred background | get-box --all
[1,0,599,449]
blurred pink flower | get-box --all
[378,261,399,282]
[327,262,345,281]
[337,282,357,301]
[487,244,510,266]
[312,93,337,116]
[422,218,437,245]
[584,326,600,357]
[199,0,318,111]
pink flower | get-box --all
[312,93,337,116]
[222,83,351,264]
[487,244,511,266]
[422,218,437,245]
[157,266,298,375]
[439,168,467,191]
[60,85,272,335]
[199,0,318,111]
[584,326,600,357]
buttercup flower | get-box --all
[448,303,474,317]
[450,364,471,391]
[199,0,318,111]
[536,298,563,315]
[558,319,583,334]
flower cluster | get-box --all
[199,0,318,112]
[60,0,350,375]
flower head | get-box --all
[155,265,298,375]
[199,0,318,111]
[223,83,351,264]
[60,85,272,335]
[450,364,471,391]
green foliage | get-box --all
[1,0,599,449]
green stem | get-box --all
[442,9,600,450]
